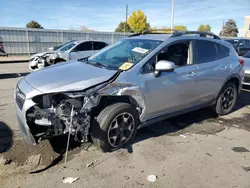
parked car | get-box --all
[29,40,108,71]
[29,40,76,60]
[224,39,250,56]
[0,43,7,56]
[241,51,250,86]
[15,31,244,152]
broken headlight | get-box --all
[15,86,25,109]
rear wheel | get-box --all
[214,82,237,115]
[91,103,139,152]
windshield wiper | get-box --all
[88,60,117,70]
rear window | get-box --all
[216,43,230,59]
[243,51,250,58]
[195,40,218,64]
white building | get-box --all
[243,16,250,37]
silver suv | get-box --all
[15,31,244,152]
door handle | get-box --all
[186,71,196,77]
[220,66,229,71]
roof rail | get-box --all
[129,29,179,37]
[171,31,221,40]
[129,30,221,40]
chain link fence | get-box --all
[0,27,131,56]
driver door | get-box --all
[140,40,199,119]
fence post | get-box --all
[61,30,64,43]
[26,29,30,56]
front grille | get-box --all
[15,86,25,109]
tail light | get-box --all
[239,58,245,66]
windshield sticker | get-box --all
[132,47,149,54]
[119,62,133,71]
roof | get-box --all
[75,40,108,43]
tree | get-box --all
[26,20,43,29]
[174,25,188,31]
[151,25,187,32]
[79,25,95,32]
[197,24,211,32]
[115,22,133,33]
[219,19,238,37]
[128,10,150,33]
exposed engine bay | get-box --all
[26,94,92,143]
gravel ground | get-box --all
[0,63,250,188]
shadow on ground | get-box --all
[0,121,13,153]
[0,72,29,80]
[29,135,86,174]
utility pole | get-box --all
[124,4,128,36]
[171,0,175,30]
[222,20,224,36]
[126,4,128,23]
[57,20,59,45]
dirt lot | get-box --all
[0,62,250,188]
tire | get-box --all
[91,103,139,152]
[214,82,237,115]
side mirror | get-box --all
[154,60,175,77]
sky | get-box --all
[0,0,249,35]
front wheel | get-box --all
[214,82,238,115]
[91,103,139,152]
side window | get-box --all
[142,55,157,73]
[158,42,189,66]
[216,43,230,59]
[94,42,107,50]
[142,41,191,73]
[195,40,218,64]
[74,42,93,51]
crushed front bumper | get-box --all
[14,78,43,145]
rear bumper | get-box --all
[243,72,250,86]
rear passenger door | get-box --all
[193,39,231,103]
[69,41,93,60]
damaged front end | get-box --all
[26,93,92,143]
[22,70,121,144]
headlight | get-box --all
[15,86,26,109]
[38,57,46,64]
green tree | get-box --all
[115,22,133,33]
[151,25,187,32]
[219,19,238,37]
[26,20,43,29]
[128,10,150,33]
[174,25,188,31]
[197,24,211,32]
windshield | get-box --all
[243,51,250,58]
[58,41,77,52]
[87,39,162,70]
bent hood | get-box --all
[24,61,117,93]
